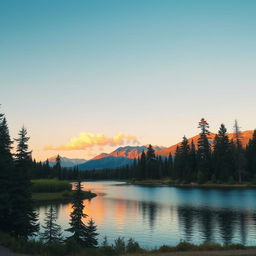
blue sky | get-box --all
[1,0,256,160]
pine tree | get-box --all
[197,118,212,183]
[168,153,173,178]
[10,127,39,238]
[189,140,197,182]
[146,144,156,178]
[233,120,246,182]
[41,205,63,244]
[55,155,62,180]
[139,150,146,179]
[245,129,256,180]
[0,113,13,233]
[66,180,88,246]
[179,136,191,182]
[85,219,98,247]
[213,124,233,182]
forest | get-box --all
[81,119,256,184]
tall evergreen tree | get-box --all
[41,205,63,244]
[178,136,191,182]
[66,180,88,246]
[139,150,146,179]
[189,140,197,182]
[245,129,256,180]
[233,120,246,182]
[197,118,212,183]
[55,155,62,180]
[146,144,157,178]
[85,219,99,247]
[0,113,13,232]
[213,124,232,182]
[10,127,39,238]
[168,153,173,178]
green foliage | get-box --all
[113,237,126,254]
[176,240,195,251]
[40,205,63,244]
[32,179,72,193]
[85,219,99,247]
[0,112,13,233]
[126,238,142,253]
[10,127,39,238]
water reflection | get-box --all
[36,181,256,248]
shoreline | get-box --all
[128,179,256,188]
[32,190,97,203]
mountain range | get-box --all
[48,130,254,170]
[47,156,87,168]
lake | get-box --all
[37,181,256,248]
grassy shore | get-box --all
[0,233,255,256]
[32,190,96,203]
[31,179,96,203]
[129,179,256,188]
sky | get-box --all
[0,0,256,161]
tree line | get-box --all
[0,109,98,248]
[82,119,256,184]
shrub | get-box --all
[113,237,126,254]
[176,241,195,251]
[226,243,245,250]
[157,245,174,252]
[126,238,143,253]
[198,242,222,251]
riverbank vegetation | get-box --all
[0,108,99,254]
[0,232,251,256]
[31,179,72,192]
[31,179,96,202]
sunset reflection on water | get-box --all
[37,181,256,248]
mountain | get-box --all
[156,130,254,156]
[77,130,255,171]
[78,156,133,170]
[78,145,165,171]
[92,145,166,160]
[47,156,87,168]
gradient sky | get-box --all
[1,0,256,161]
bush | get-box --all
[176,241,195,251]
[198,242,222,251]
[126,238,143,253]
[113,237,126,254]
[31,179,72,193]
[157,245,174,252]
[226,243,245,250]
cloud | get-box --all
[44,132,139,151]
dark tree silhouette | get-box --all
[10,127,39,238]
[0,112,13,233]
[85,219,98,247]
[66,180,88,246]
[41,205,63,244]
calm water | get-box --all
[37,181,256,248]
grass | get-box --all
[32,190,96,203]
[31,179,72,193]
[31,179,96,203]
[0,233,253,256]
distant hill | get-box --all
[78,156,133,170]
[78,145,165,171]
[156,130,255,156]
[60,130,255,171]
[92,145,165,160]
[47,156,87,168]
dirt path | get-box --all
[0,246,28,256]
[125,248,256,256]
